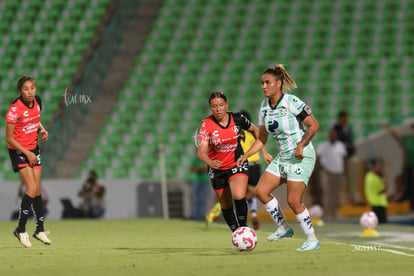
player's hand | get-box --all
[236,155,247,168]
[40,129,48,141]
[263,152,273,165]
[208,160,222,169]
[26,151,38,167]
[295,144,304,160]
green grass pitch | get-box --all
[0,218,413,275]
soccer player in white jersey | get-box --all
[237,64,320,251]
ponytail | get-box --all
[264,64,297,92]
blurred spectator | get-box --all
[384,123,414,210]
[189,153,210,221]
[11,181,49,220]
[333,110,360,205]
[78,170,106,218]
[317,128,347,218]
[364,159,388,223]
[333,110,355,157]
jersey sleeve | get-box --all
[258,100,266,126]
[6,104,19,124]
[233,112,251,130]
[290,95,312,121]
[198,120,210,146]
[35,95,42,111]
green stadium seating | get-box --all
[79,0,413,180]
[0,0,111,179]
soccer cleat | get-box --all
[267,227,294,241]
[252,216,260,230]
[205,202,222,226]
[33,231,52,245]
[13,229,32,248]
[296,240,321,251]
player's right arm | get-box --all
[197,142,222,169]
[6,122,38,167]
[196,120,222,169]
[237,125,269,167]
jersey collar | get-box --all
[212,112,232,129]
[268,93,284,110]
[19,96,35,109]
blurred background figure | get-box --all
[78,170,106,218]
[11,181,50,220]
[384,123,414,211]
[317,128,347,218]
[364,159,388,223]
[332,110,360,205]
[189,151,210,221]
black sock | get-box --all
[32,195,45,233]
[17,194,34,233]
[222,207,239,232]
[234,198,248,227]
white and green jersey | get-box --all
[258,93,314,157]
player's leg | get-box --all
[228,174,248,228]
[205,201,222,225]
[31,166,51,244]
[257,171,293,241]
[14,167,38,248]
[246,164,261,230]
[215,187,239,231]
[287,180,320,251]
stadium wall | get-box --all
[0,179,191,221]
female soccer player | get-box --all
[6,75,51,248]
[237,65,321,251]
[197,92,264,232]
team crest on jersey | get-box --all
[233,125,240,135]
[280,106,288,116]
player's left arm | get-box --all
[296,106,320,159]
[39,122,48,141]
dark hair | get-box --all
[240,110,251,121]
[208,91,227,104]
[368,158,382,168]
[338,110,348,118]
[17,75,36,93]
[263,64,297,92]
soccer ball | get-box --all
[359,211,378,229]
[231,227,258,252]
[309,205,324,219]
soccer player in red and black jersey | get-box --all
[197,92,266,232]
[6,75,51,247]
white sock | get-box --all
[248,198,257,214]
[296,208,317,241]
[264,197,289,229]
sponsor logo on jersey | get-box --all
[216,143,238,153]
[23,111,29,117]
[7,112,18,122]
[22,123,38,134]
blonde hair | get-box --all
[264,64,297,92]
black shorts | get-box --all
[8,147,42,173]
[248,163,261,186]
[208,162,249,191]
